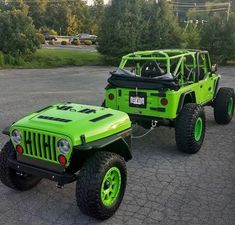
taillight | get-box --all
[161,98,168,106]
[108,93,114,100]
[58,154,67,166]
[16,145,24,154]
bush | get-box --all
[36,33,46,44]
[72,39,80,46]
[4,54,25,66]
[39,27,58,36]
[61,41,67,45]
[0,51,5,66]
[0,10,40,56]
[84,40,92,46]
[48,40,55,45]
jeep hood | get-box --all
[10,103,131,146]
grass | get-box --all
[0,48,105,69]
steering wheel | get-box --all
[141,62,166,78]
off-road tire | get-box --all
[76,151,127,220]
[0,141,41,191]
[175,103,206,154]
[214,87,235,124]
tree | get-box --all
[67,14,79,35]
[200,12,235,63]
[0,10,40,56]
[89,0,105,34]
[98,0,182,62]
[27,0,48,29]
[0,0,28,13]
[139,0,182,50]
[98,0,144,61]
[182,24,201,49]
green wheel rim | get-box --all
[101,167,121,207]
[194,117,203,141]
[228,97,233,115]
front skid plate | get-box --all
[8,159,77,185]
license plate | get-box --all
[129,92,147,108]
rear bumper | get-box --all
[129,114,174,127]
[8,159,77,185]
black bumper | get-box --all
[8,159,77,185]
[129,114,174,127]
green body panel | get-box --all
[10,103,131,166]
[105,49,220,119]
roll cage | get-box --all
[119,49,212,87]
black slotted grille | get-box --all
[23,131,58,162]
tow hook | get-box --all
[151,120,158,128]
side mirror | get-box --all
[211,64,218,73]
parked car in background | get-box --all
[69,33,97,45]
[43,32,57,41]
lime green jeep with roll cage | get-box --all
[0,103,132,220]
[104,49,235,154]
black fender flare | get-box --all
[213,77,221,99]
[2,126,10,136]
[177,91,196,114]
[73,129,132,161]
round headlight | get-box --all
[11,129,22,144]
[57,139,70,154]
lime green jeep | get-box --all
[104,49,235,154]
[0,103,132,220]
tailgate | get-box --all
[116,88,166,116]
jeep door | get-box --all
[196,52,215,104]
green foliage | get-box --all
[61,41,67,45]
[139,0,182,50]
[0,10,40,57]
[36,33,46,44]
[98,0,182,62]
[0,51,4,66]
[182,26,201,49]
[84,40,92,46]
[3,54,25,66]
[200,13,235,64]
[89,0,105,34]
[1,49,104,68]
[67,15,79,36]
[72,40,81,46]
[48,40,55,45]
[98,0,144,62]
[39,27,58,36]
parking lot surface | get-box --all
[0,66,234,225]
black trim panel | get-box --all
[79,108,96,114]
[90,114,113,122]
[38,116,72,123]
[150,93,166,97]
[150,107,166,112]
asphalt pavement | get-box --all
[0,66,234,225]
